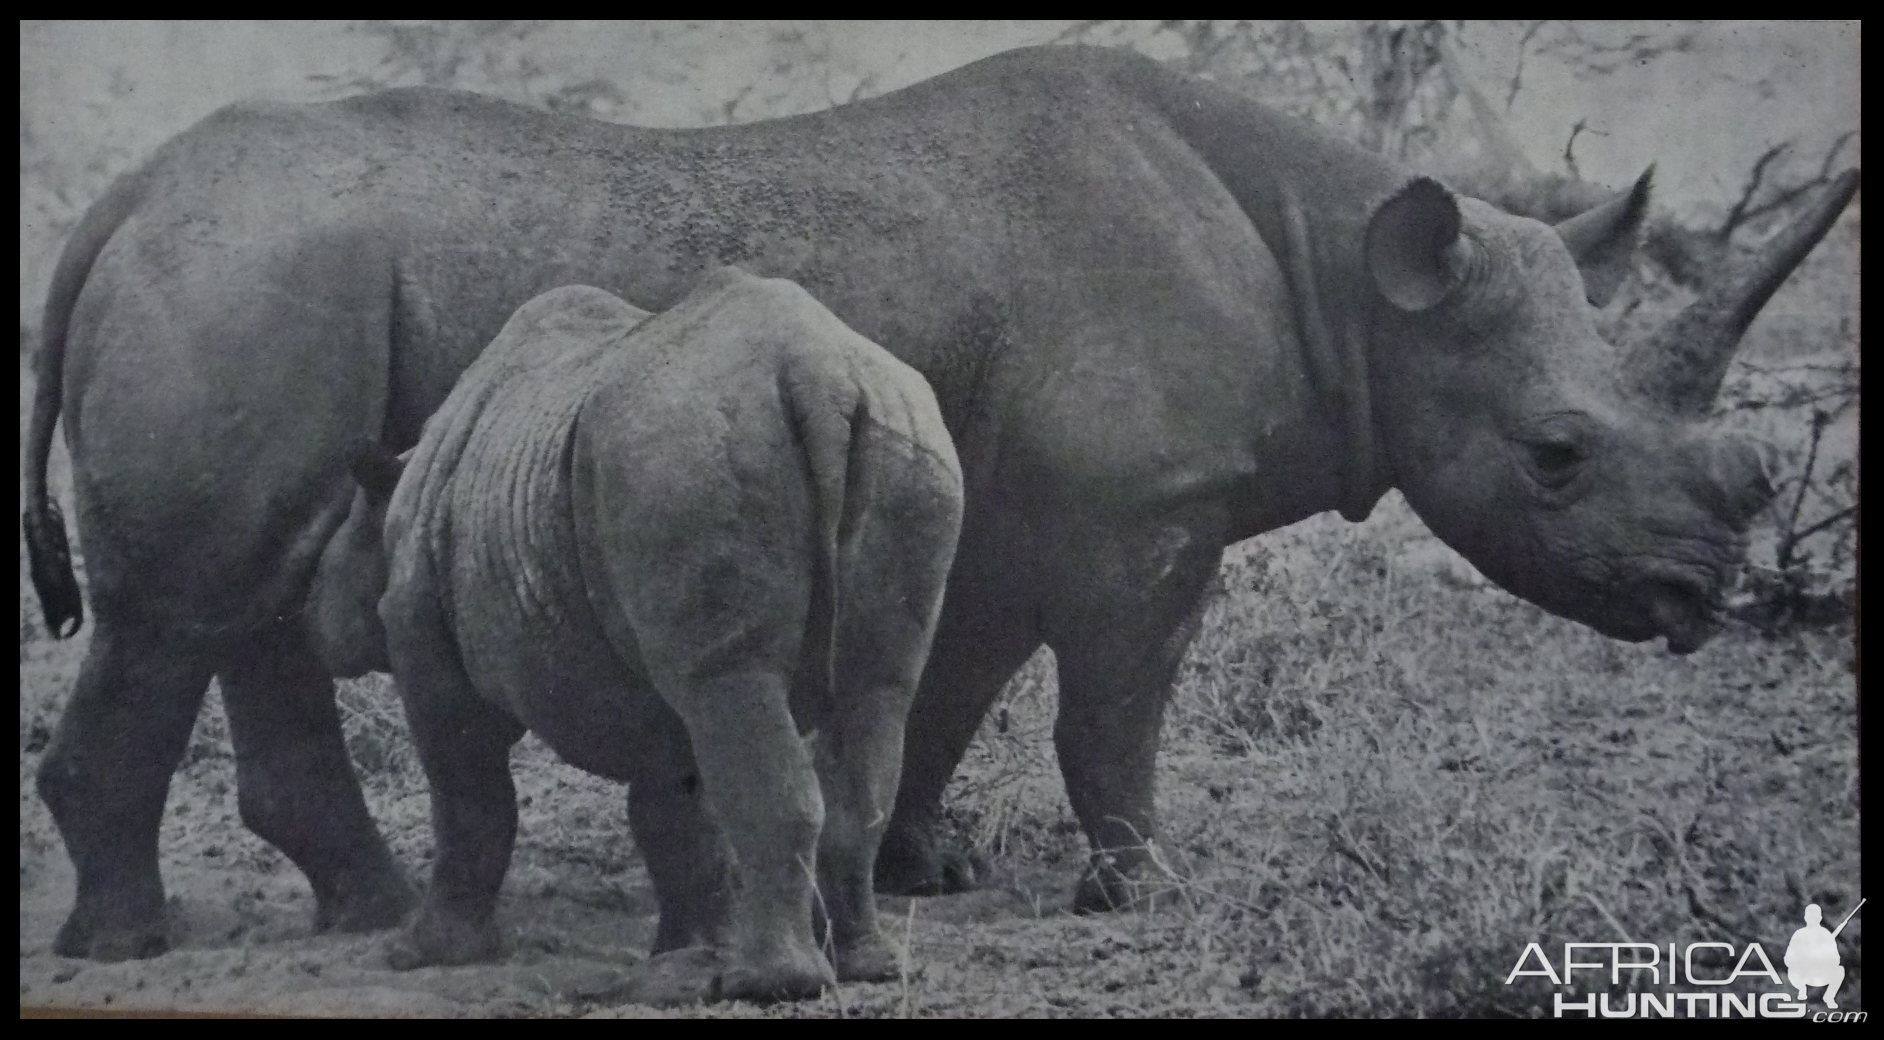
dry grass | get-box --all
[915,498,1861,1017]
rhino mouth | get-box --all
[1643,572,1725,655]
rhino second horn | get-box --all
[1630,168,1860,415]
[1553,165,1654,308]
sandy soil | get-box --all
[18,662,1232,1018]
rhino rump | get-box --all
[385,270,962,778]
[569,270,964,731]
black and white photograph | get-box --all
[20,21,1860,1018]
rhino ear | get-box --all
[1365,177,1466,312]
[347,437,406,501]
[1555,166,1653,307]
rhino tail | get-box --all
[23,165,147,638]
[784,368,870,714]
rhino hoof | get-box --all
[316,873,419,935]
[53,915,169,962]
[874,835,980,897]
[940,848,982,892]
[1072,857,1166,915]
[834,932,903,983]
[620,946,724,1007]
[620,944,833,1006]
[381,908,502,970]
[715,945,835,1004]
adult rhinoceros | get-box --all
[24,44,1853,960]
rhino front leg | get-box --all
[37,621,215,960]
[381,591,526,970]
[875,561,1041,897]
[1047,507,1224,914]
[219,622,414,935]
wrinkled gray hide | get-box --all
[374,272,962,1003]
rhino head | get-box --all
[1361,168,1857,654]
[305,437,408,677]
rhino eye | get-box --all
[1521,437,1586,489]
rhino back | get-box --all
[388,287,672,776]
[102,47,1343,449]
[66,46,1376,632]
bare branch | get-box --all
[1734,129,1861,228]
[1719,141,1793,239]
[1776,410,1830,573]
[1816,129,1859,181]
[1561,119,1605,180]
[1736,359,1860,377]
[1788,506,1857,549]
[1506,20,1548,110]
[1538,23,1699,78]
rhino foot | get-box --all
[381,906,502,970]
[53,912,169,962]
[619,946,722,1006]
[874,827,979,897]
[620,943,834,1007]
[314,870,418,935]
[1072,853,1175,915]
[834,931,904,984]
[717,941,836,1004]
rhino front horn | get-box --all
[1630,168,1860,415]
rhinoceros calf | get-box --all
[358,272,962,1002]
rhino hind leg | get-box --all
[811,677,920,984]
[811,665,922,984]
[626,708,733,956]
[37,621,216,960]
[660,669,834,1002]
[812,435,961,983]
[1047,510,1224,915]
[383,698,521,970]
[219,622,415,934]
[381,595,526,971]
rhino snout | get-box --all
[1644,573,1723,655]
